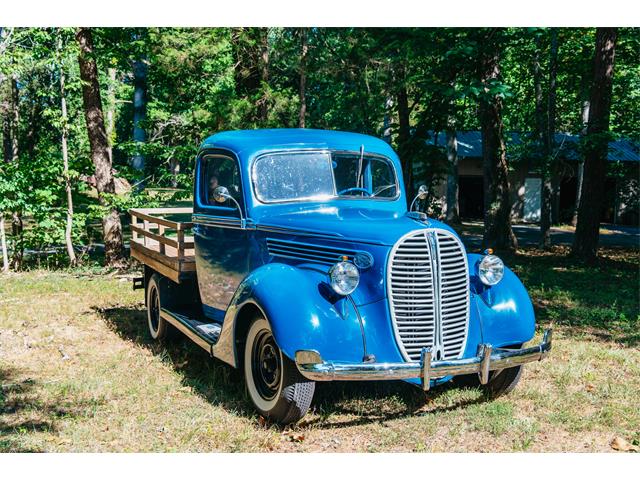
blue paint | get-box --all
[192,129,537,383]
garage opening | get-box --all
[459,176,484,220]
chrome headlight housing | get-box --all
[329,261,360,296]
[478,254,504,286]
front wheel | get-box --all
[244,316,315,425]
[453,365,523,398]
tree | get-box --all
[0,30,23,269]
[57,31,76,266]
[76,27,125,268]
[540,28,559,249]
[132,30,148,175]
[298,28,308,128]
[477,29,518,251]
[572,28,618,262]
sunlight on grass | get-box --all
[1,246,638,452]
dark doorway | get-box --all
[559,176,618,224]
[459,176,484,220]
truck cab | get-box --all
[130,128,551,424]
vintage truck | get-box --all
[129,128,552,425]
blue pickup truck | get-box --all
[129,128,551,425]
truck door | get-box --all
[193,152,250,322]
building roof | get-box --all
[427,130,640,163]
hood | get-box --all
[255,204,459,246]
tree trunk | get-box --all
[298,28,308,128]
[396,67,413,202]
[572,28,617,262]
[445,126,459,223]
[533,32,545,228]
[548,29,560,225]
[9,77,18,162]
[572,67,592,227]
[59,36,77,267]
[132,59,147,173]
[0,214,8,273]
[540,28,558,249]
[258,29,270,123]
[170,154,180,188]
[478,30,517,252]
[76,27,125,268]
[1,78,12,163]
[383,96,394,144]
[106,67,116,163]
[4,75,23,269]
[1,76,19,163]
[9,212,23,270]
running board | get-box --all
[160,307,222,354]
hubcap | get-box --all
[251,330,281,401]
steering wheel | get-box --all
[338,187,371,197]
[371,184,396,197]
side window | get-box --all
[201,155,243,215]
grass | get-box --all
[0,247,639,452]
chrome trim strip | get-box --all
[256,224,388,246]
[295,329,552,389]
[427,230,443,359]
[192,213,255,230]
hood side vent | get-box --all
[266,238,361,266]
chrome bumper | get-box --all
[295,329,552,391]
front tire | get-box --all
[453,365,523,398]
[244,316,315,424]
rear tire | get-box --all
[145,273,176,341]
[243,316,315,425]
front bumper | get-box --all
[295,328,552,391]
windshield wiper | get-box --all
[356,144,364,189]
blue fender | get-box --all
[467,253,536,348]
[213,263,365,367]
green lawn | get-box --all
[1,247,638,452]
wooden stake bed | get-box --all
[129,207,196,283]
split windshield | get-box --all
[252,151,398,203]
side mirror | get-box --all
[409,184,429,213]
[213,185,231,203]
[211,185,246,229]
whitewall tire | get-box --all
[243,316,315,424]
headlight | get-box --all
[329,261,360,296]
[478,254,504,286]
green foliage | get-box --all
[0,27,638,269]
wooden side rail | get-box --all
[129,208,196,282]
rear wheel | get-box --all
[145,273,175,341]
[243,316,315,425]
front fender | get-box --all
[467,253,536,348]
[212,263,364,367]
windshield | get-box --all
[253,151,399,203]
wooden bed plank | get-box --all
[129,207,196,283]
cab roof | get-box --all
[199,128,399,162]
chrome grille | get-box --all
[387,229,469,362]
